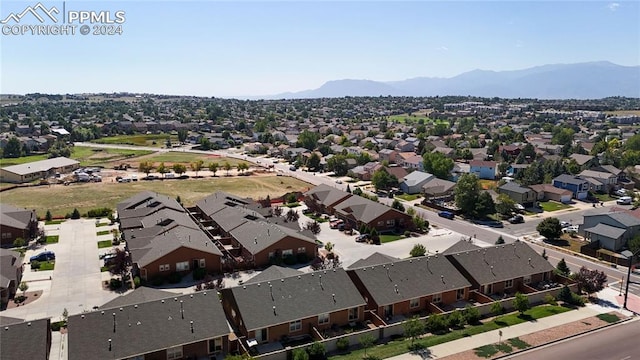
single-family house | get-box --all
[303,184,353,215]
[446,242,555,297]
[402,154,424,171]
[0,248,24,306]
[552,174,590,200]
[497,182,536,207]
[347,254,472,321]
[0,317,51,360]
[528,184,573,204]
[469,160,498,180]
[569,154,597,168]
[378,149,399,164]
[220,268,366,349]
[579,212,640,251]
[578,169,617,193]
[395,140,415,153]
[422,178,456,199]
[333,195,412,232]
[116,191,185,226]
[399,171,434,195]
[68,291,231,360]
[506,164,529,177]
[0,204,38,247]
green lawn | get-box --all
[387,114,447,125]
[379,234,404,243]
[539,201,571,212]
[1,175,312,218]
[593,193,615,202]
[39,261,55,271]
[285,202,301,208]
[45,235,59,244]
[307,214,328,223]
[71,146,153,167]
[396,194,421,201]
[96,230,111,236]
[91,134,179,148]
[138,152,249,168]
[596,313,620,323]
[329,305,570,360]
[96,222,110,227]
[45,220,65,225]
[97,240,113,248]
[100,266,110,272]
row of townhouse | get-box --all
[1,240,557,360]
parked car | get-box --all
[508,215,524,224]
[617,196,632,205]
[615,189,627,197]
[514,204,525,212]
[335,179,343,184]
[329,219,344,229]
[474,219,504,228]
[562,225,579,233]
[438,211,455,220]
[289,165,297,171]
[30,251,55,262]
[356,234,370,242]
[560,221,571,228]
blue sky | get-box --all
[1,1,639,97]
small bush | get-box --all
[426,313,448,334]
[50,321,66,331]
[87,207,113,218]
[109,278,122,290]
[446,309,466,329]
[544,293,558,305]
[404,230,411,237]
[30,260,41,269]
[297,252,309,264]
[307,341,326,360]
[569,293,586,306]
[336,337,350,352]
[463,305,481,325]
[168,272,182,284]
[193,267,207,281]
[133,276,141,288]
[283,254,297,266]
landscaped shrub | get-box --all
[544,293,557,305]
[168,272,182,284]
[193,267,207,281]
[292,348,309,360]
[297,253,309,264]
[109,278,122,290]
[30,260,40,269]
[336,337,350,352]
[133,276,141,288]
[87,207,113,218]
[446,309,466,329]
[50,321,66,331]
[283,254,297,266]
[426,313,448,334]
[463,305,481,325]
[307,341,326,360]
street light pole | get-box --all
[621,249,640,310]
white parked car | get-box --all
[615,189,627,197]
[617,196,632,205]
[562,225,579,233]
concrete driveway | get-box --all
[3,219,124,321]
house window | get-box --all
[457,288,465,300]
[176,261,189,271]
[199,259,206,268]
[523,276,531,284]
[282,249,293,256]
[318,313,330,325]
[386,219,395,227]
[410,298,420,309]
[166,345,183,360]
[209,338,223,353]
[297,247,306,253]
[159,264,170,272]
[348,307,358,321]
[377,221,384,227]
[505,279,513,289]
[432,293,442,303]
[268,252,275,259]
[485,284,493,295]
[289,320,302,332]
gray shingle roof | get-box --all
[100,287,176,309]
[222,268,365,331]
[0,203,35,230]
[304,184,352,207]
[348,255,471,307]
[401,171,434,187]
[68,292,230,360]
[116,191,183,221]
[244,265,303,284]
[442,240,480,255]
[499,181,531,194]
[446,242,554,285]
[584,223,627,239]
[554,174,587,186]
[334,196,406,224]
[0,318,50,360]
[130,226,221,267]
[348,252,399,269]
[196,191,270,218]
[228,221,315,255]
[0,249,22,288]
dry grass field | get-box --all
[2,175,312,218]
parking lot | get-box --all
[4,219,125,321]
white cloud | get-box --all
[438,46,449,51]
[608,2,620,11]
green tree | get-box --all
[190,160,204,177]
[555,258,571,277]
[552,128,575,146]
[156,162,168,178]
[208,162,219,177]
[426,313,447,334]
[410,244,426,257]
[307,152,321,171]
[359,334,375,358]
[18,281,28,297]
[475,191,496,217]
[454,174,481,217]
[422,151,454,179]
[292,348,308,360]
[403,316,425,349]
[537,217,562,240]
[391,199,405,212]
[306,341,326,360]
[13,238,25,247]
[495,194,516,216]
[177,128,188,143]
[199,137,212,151]
[490,301,504,317]
[3,137,22,158]
[326,155,349,176]
[45,210,52,222]
[172,163,187,176]
[495,236,505,245]
[223,161,232,176]
[628,234,640,258]
[297,130,320,151]
[575,266,607,296]
[463,305,481,325]
[446,309,465,329]
[71,208,81,219]
[513,292,530,314]
[138,161,154,176]
[371,168,398,191]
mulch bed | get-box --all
[5,290,44,309]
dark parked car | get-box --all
[30,251,55,262]
[356,234,369,242]
[438,211,455,220]
[474,219,504,228]
[508,215,524,224]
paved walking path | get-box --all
[388,287,637,360]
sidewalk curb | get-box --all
[493,316,637,359]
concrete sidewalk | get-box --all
[387,287,634,360]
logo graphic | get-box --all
[1,2,59,24]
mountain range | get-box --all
[262,61,639,100]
